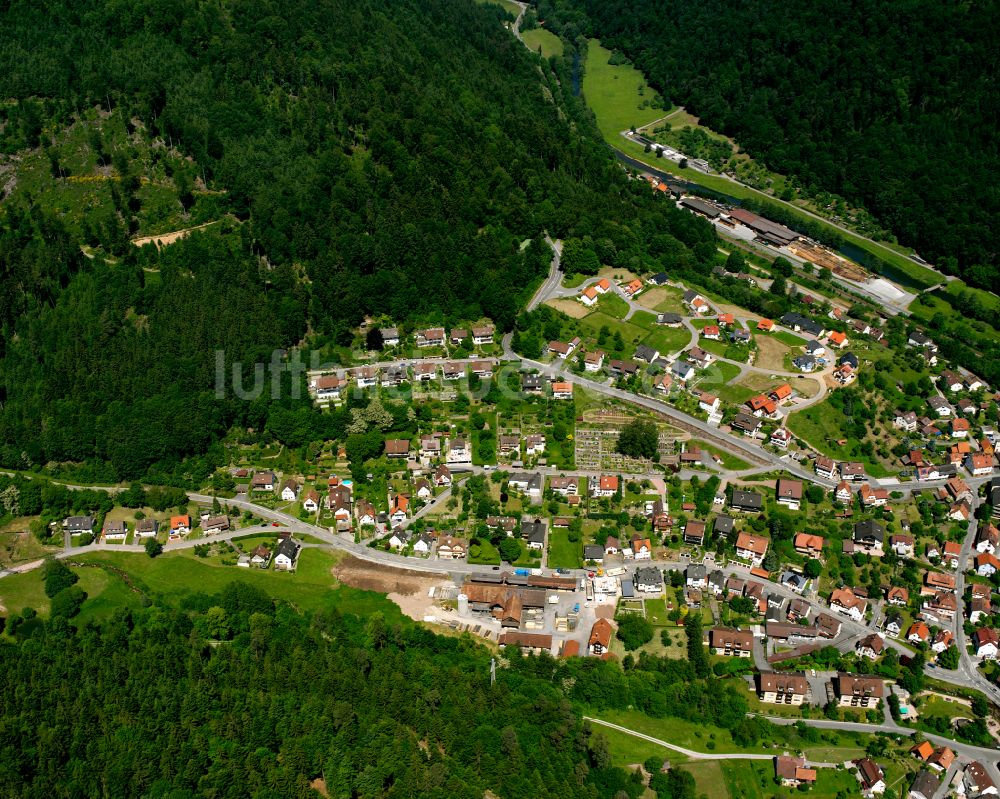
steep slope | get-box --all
[538,0,1000,288]
[0,0,717,479]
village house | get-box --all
[830,587,868,621]
[775,479,803,510]
[251,471,276,492]
[856,633,884,660]
[203,515,229,535]
[974,627,999,659]
[135,519,159,538]
[302,490,321,513]
[734,532,769,566]
[415,327,445,348]
[589,619,613,655]
[589,474,619,498]
[551,382,574,400]
[856,758,886,796]
[447,438,472,464]
[757,672,809,705]
[886,586,909,606]
[890,534,914,557]
[793,532,824,558]
[853,520,885,555]
[436,535,467,560]
[433,464,452,487]
[710,627,752,657]
[775,757,817,788]
[837,673,883,708]
[273,538,302,571]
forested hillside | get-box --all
[0,573,817,799]
[537,0,1000,289]
[0,0,716,480]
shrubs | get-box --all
[616,614,654,650]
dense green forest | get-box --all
[0,0,716,480]
[0,570,826,799]
[537,0,1000,290]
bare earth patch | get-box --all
[545,297,591,318]
[332,556,451,621]
[753,335,792,371]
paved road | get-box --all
[525,236,562,312]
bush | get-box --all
[43,559,78,599]
[144,538,163,558]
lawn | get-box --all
[521,27,563,58]
[640,326,691,356]
[689,440,752,471]
[583,40,670,142]
[547,527,582,569]
[771,331,807,346]
[917,693,972,722]
[575,311,648,349]
[644,598,671,625]
[597,292,630,320]
[591,709,753,754]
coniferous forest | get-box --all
[538,0,1000,290]
[0,0,716,480]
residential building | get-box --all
[735,532,769,566]
[710,627,752,656]
[730,489,763,513]
[684,520,706,546]
[436,536,467,560]
[837,673,883,707]
[830,587,868,621]
[974,627,999,659]
[794,532,824,558]
[909,771,940,799]
[273,538,301,571]
[757,672,809,705]
[634,566,663,593]
[856,758,886,795]
[589,619,613,655]
[775,479,803,510]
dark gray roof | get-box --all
[713,515,734,534]
[649,272,669,285]
[657,312,683,324]
[854,519,885,543]
[635,566,663,585]
[276,538,301,561]
[730,490,763,510]
[584,544,604,560]
[522,520,547,544]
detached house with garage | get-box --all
[735,532,769,566]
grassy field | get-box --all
[786,398,893,477]
[575,311,648,349]
[547,527,582,569]
[598,725,689,769]
[771,331,807,346]
[641,325,691,356]
[643,598,671,625]
[0,547,409,625]
[521,27,563,58]
[583,40,671,142]
[597,292,631,320]
[682,761,729,799]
